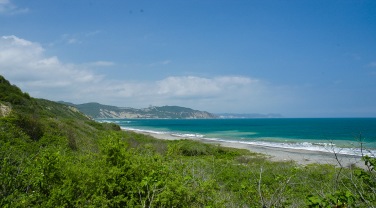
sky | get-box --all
[0,0,376,117]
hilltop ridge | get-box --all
[62,102,218,119]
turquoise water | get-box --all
[99,118,376,156]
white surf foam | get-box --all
[118,125,376,157]
[202,137,376,157]
[121,127,168,135]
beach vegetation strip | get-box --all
[1,75,375,207]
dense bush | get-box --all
[0,75,31,106]
[1,116,376,207]
[1,75,375,207]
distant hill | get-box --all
[61,102,218,119]
[216,113,282,118]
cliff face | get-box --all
[67,102,217,119]
[97,108,215,119]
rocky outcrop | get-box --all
[0,103,11,117]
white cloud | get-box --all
[149,60,171,67]
[368,62,376,68]
[92,75,293,113]
[86,61,115,67]
[0,0,28,15]
[61,34,82,45]
[367,62,376,76]
[54,31,101,46]
[67,38,79,44]
[157,76,221,97]
[0,35,296,114]
[156,76,256,98]
[0,35,103,95]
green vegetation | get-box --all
[1,75,375,207]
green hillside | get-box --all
[64,102,218,119]
[1,75,375,207]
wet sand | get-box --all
[131,130,366,168]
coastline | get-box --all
[129,130,366,168]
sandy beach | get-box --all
[133,130,366,168]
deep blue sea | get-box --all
[99,118,376,156]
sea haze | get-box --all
[99,118,376,156]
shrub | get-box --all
[13,114,44,141]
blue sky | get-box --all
[1,0,376,117]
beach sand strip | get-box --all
[129,130,366,168]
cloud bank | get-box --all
[0,35,102,88]
[0,0,28,15]
[0,35,295,113]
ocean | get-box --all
[98,118,376,156]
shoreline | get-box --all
[128,130,366,168]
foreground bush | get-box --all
[1,75,375,207]
[2,126,375,207]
